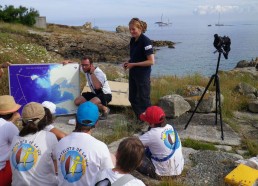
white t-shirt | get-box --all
[139,124,184,176]
[44,124,55,132]
[10,130,58,186]
[54,132,114,186]
[0,118,19,170]
[85,67,111,94]
[94,168,145,186]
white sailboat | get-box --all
[155,14,172,27]
[215,12,224,26]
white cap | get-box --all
[42,101,56,114]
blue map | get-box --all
[9,64,80,115]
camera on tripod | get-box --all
[185,34,232,140]
[213,34,231,59]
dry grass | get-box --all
[98,63,124,81]
[0,21,31,34]
[46,24,84,36]
[151,71,258,118]
[219,71,258,118]
[159,179,186,186]
[151,74,209,104]
[241,136,258,157]
[46,24,105,37]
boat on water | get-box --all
[215,12,224,26]
[208,24,212,27]
[155,14,172,27]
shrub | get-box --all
[0,5,39,26]
[182,138,217,151]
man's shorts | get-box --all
[82,92,112,106]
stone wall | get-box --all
[34,17,47,29]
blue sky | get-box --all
[1,0,258,30]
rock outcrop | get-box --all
[235,82,257,98]
[235,57,258,68]
[185,92,224,113]
[115,25,130,34]
[28,24,175,63]
[158,94,191,118]
[248,100,258,113]
[30,26,130,62]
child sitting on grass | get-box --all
[137,106,184,179]
[94,137,145,186]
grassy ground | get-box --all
[0,22,62,94]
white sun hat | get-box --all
[42,101,56,114]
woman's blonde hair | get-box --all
[129,17,147,33]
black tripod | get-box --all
[184,51,224,140]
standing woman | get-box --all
[123,18,155,121]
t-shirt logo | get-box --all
[11,143,39,171]
[60,150,87,183]
[144,45,152,50]
[162,129,180,150]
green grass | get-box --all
[182,138,217,151]
[103,122,129,144]
[159,180,186,186]
[242,137,258,157]
[96,117,135,144]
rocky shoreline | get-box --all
[28,23,175,62]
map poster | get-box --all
[8,63,80,115]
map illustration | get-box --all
[8,63,80,115]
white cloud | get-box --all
[193,5,239,15]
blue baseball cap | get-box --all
[76,102,99,126]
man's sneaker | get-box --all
[99,108,110,120]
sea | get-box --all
[97,17,258,77]
[144,21,258,77]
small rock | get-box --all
[235,60,250,68]
[159,94,191,118]
[215,145,232,152]
[248,100,258,113]
[235,82,257,95]
[236,149,248,155]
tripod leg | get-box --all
[215,75,218,125]
[184,75,215,129]
[216,75,224,140]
